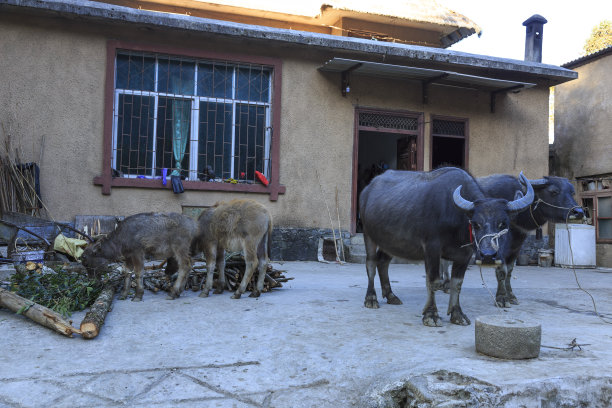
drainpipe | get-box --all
[523,14,547,63]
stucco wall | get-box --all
[554,55,612,179]
[553,53,612,267]
[0,13,550,232]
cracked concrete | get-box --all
[1,262,612,407]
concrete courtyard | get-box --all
[1,261,612,407]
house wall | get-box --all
[554,54,612,267]
[554,55,612,179]
[0,13,550,235]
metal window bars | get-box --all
[358,112,418,131]
[112,52,272,184]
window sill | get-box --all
[93,175,286,201]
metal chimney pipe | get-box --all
[523,14,547,62]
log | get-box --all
[0,288,81,337]
[79,284,116,339]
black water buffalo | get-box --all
[475,175,583,306]
[359,167,534,327]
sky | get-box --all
[439,0,612,66]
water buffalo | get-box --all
[191,199,273,299]
[474,175,583,306]
[81,212,198,301]
[359,167,534,326]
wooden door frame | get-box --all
[351,107,424,234]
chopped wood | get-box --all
[79,283,116,339]
[0,287,81,337]
[138,255,292,296]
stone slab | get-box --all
[475,314,542,359]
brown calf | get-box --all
[192,199,273,299]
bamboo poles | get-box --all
[0,123,43,217]
[315,169,346,264]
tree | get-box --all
[583,20,612,55]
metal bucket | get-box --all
[538,249,553,268]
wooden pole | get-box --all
[0,288,81,337]
[79,284,116,339]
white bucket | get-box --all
[554,224,596,268]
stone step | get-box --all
[350,234,365,245]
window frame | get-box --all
[429,114,469,170]
[580,188,612,243]
[94,40,285,201]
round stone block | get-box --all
[475,315,541,359]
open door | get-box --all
[353,109,423,233]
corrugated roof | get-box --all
[117,0,481,47]
[320,0,481,33]
[319,0,481,47]
[562,45,612,69]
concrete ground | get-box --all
[1,261,612,407]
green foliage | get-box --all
[6,266,106,318]
[583,20,612,55]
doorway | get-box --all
[353,109,423,233]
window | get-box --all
[95,41,285,200]
[579,177,612,243]
[430,116,468,169]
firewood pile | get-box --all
[0,253,291,339]
[141,253,293,294]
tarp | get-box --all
[53,234,88,259]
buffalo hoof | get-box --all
[495,296,512,308]
[166,293,178,300]
[422,313,442,327]
[131,296,142,302]
[231,292,242,299]
[364,295,380,309]
[199,291,210,298]
[386,293,403,305]
[449,307,471,326]
[213,288,224,295]
[249,290,261,298]
[508,294,519,305]
[442,279,450,294]
[118,295,128,301]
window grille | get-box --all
[432,119,465,136]
[113,52,272,183]
[358,112,418,131]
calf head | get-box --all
[81,238,115,278]
[528,176,584,222]
[454,172,534,265]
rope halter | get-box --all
[472,225,509,253]
[530,199,585,228]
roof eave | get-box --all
[0,0,577,85]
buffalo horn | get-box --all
[453,185,475,211]
[507,172,535,212]
[527,177,548,186]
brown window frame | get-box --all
[429,115,469,170]
[580,189,612,243]
[94,40,285,201]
